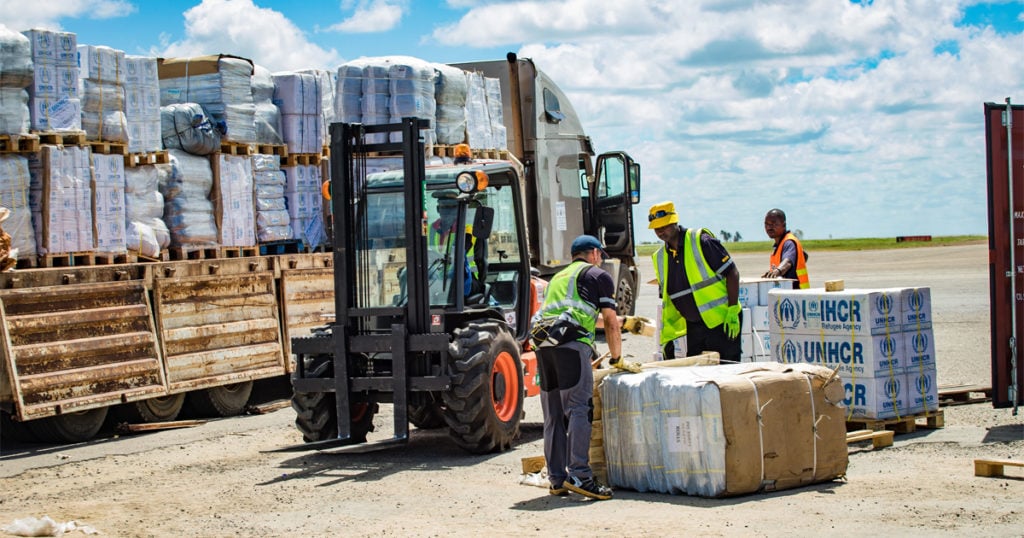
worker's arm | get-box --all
[725,264,740,307]
[601,307,622,359]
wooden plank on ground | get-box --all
[117,419,206,433]
[846,429,894,449]
[974,458,1024,478]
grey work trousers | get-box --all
[537,340,595,486]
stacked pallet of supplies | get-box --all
[0,27,33,135]
[600,361,848,497]
[767,287,938,420]
[0,155,37,258]
[78,44,127,142]
[282,163,324,248]
[432,64,467,145]
[272,71,320,155]
[90,152,126,253]
[158,54,257,144]
[251,65,282,145]
[123,55,162,153]
[212,153,255,248]
[294,68,334,147]
[739,277,794,362]
[162,149,217,247]
[252,154,290,242]
[124,163,170,257]
[22,28,80,131]
[28,145,94,255]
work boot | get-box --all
[564,475,613,500]
[548,483,568,496]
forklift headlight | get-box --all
[456,170,489,193]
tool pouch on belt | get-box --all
[529,311,586,348]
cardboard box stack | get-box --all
[767,287,937,419]
[78,44,127,142]
[738,278,792,362]
[283,163,324,248]
[123,55,162,153]
[22,28,81,131]
[212,153,255,247]
[90,152,126,253]
[28,145,94,255]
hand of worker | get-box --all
[609,356,643,373]
[621,316,643,335]
[723,304,741,340]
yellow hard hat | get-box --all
[648,201,678,229]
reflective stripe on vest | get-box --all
[769,232,809,289]
[656,228,731,329]
[534,261,598,344]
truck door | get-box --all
[591,151,640,256]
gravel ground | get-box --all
[0,241,1021,537]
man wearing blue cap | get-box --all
[531,234,621,500]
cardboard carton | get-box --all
[767,288,902,335]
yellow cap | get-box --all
[648,201,678,229]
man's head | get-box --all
[571,234,608,264]
[764,208,787,240]
[648,201,681,245]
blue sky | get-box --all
[3,0,1023,243]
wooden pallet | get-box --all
[38,251,98,268]
[846,429,894,450]
[0,134,40,154]
[282,153,321,166]
[168,245,220,261]
[126,150,170,167]
[321,145,330,158]
[88,140,129,156]
[219,142,253,156]
[254,144,288,157]
[938,384,993,407]
[33,130,87,146]
[846,409,944,434]
[14,256,37,269]
[974,458,1024,478]
[219,246,259,258]
[259,240,305,255]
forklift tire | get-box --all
[616,267,636,316]
[407,400,447,430]
[185,381,253,417]
[292,354,377,443]
[0,410,38,443]
[113,393,186,423]
[28,407,108,443]
[443,321,524,454]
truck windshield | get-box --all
[361,169,522,312]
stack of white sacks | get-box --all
[78,44,128,142]
[251,154,290,242]
[158,55,257,143]
[767,287,938,419]
[0,28,36,259]
[22,28,80,131]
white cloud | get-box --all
[326,0,406,33]
[0,0,134,31]
[156,0,340,72]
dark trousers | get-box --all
[536,341,595,486]
[664,313,743,363]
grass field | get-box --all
[633,234,986,256]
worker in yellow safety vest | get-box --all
[649,201,742,362]
[762,208,809,289]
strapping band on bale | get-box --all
[804,374,819,482]
[743,378,769,488]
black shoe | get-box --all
[564,475,613,500]
[549,484,568,496]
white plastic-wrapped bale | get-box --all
[158,55,256,144]
[251,65,282,145]
[124,55,163,153]
[161,102,221,155]
[252,154,291,242]
[212,153,255,247]
[601,362,848,497]
[387,57,436,146]
[22,28,80,132]
[272,72,320,154]
[125,163,170,257]
[162,149,217,246]
[464,71,491,149]
[484,77,506,149]
[0,155,36,258]
[334,63,363,124]
[27,145,94,255]
[295,68,335,146]
[433,63,467,145]
[90,153,126,253]
[78,45,128,142]
[283,163,324,248]
[0,26,33,134]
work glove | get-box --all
[609,356,643,373]
[723,304,741,340]
[621,316,651,335]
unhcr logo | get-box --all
[879,335,897,357]
[914,372,932,394]
[875,293,895,315]
[908,289,926,313]
[780,340,800,363]
[911,332,929,353]
[773,298,801,330]
[884,376,901,399]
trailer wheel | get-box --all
[616,268,636,316]
[292,354,377,443]
[185,381,253,417]
[407,398,447,430]
[28,407,108,443]
[114,394,186,423]
[443,320,523,454]
[0,411,37,443]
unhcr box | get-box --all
[841,371,910,420]
[771,331,904,376]
[903,326,936,369]
[884,287,933,329]
[767,288,902,335]
[905,365,939,413]
[739,278,793,308]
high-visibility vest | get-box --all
[534,261,598,345]
[770,232,809,289]
[652,248,687,346]
[654,228,732,333]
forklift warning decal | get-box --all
[432,314,442,326]
[556,201,567,231]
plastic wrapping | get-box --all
[334,63,363,123]
[252,153,291,242]
[23,29,80,131]
[251,65,283,144]
[90,153,126,252]
[78,45,128,142]
[434,63,468,144]
[163,149,217,246]
[0,88,29,134]
[161,102,221,155]
[214,153,255,247]
[124,55,163,153]
[295,68,335,143]
[0,26,34,88]
[159,56,256,143]
[28,145,94,255]
[465,71,491,149]
[0,155,36,259]
[125,163,170,256]
[484,77,506,149]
